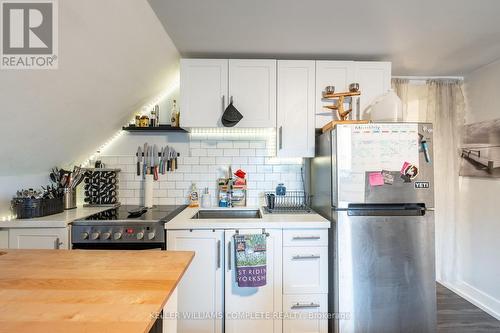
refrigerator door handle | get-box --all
[347,203,426,216]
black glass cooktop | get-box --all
[80,205,187,222]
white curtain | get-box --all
[391,78,409,120]
[392,79,465,282]
[426,80,465,282]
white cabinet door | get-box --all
[277,60,316,157]
[354,61,392,118]
[180,59,228,127]
[228,59,277,128]
[283,246,328,294]
[8,228,68,249]
[283,294,328,333]
[167,230,224,333]
[315,61,355,128]
[0,229,8,248]
[224,229,282,333]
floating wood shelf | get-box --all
[122,125,188,133]
[322,120,370,133]
[322,91,361,99]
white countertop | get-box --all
[165,206,330,230]
[0,206,115,228]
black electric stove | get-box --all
[71,205,186,250]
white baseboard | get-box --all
[438,279,500,321]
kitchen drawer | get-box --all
[283,294,328,333]
[283,246,328,294]
[283,229,328,247]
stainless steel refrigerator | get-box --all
[311,122,436,333]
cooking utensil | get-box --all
[349,83,360,92]
[136,146,142,176]
[324,86,335,96]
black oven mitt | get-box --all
[221,102,243,127]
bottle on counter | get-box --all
[201,187,211,208]
[189,183,199,208]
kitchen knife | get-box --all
[149,145,155,176]
[136,146,142,176]
[166,146,172,172]
[153,144,159,180]
[173,148,178,170]
[143,143,148,178]
[159,147,164,175]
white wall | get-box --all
[0,0,180,216]
[452,59,500,318]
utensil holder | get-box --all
[63,188,77,210]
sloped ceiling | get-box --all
[0,0,180,176]
[148,0,500,76]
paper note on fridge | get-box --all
[369,172,385,186]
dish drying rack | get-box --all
[264,190,312,213]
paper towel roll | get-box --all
[144,175,154,208]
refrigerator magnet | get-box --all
[381,170,395,185]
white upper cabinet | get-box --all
[181,58,276,128]
[277,60,316,158]
[315,61,355,128]
[315,61,391,128]
[354,61,392,118]
[229,59,277,128]
[180,59,228,128]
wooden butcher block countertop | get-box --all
[0,249,194,333]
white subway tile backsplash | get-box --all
[216,157,232,165]
[191,149,208,157]
[199,157,216,164]
[217,142,233,149]
[240,148,255,156]
[183,157,199,165]
[233,141,249,148]
[101,134,303,207]
[223,148,239,156]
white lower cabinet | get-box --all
[167,227,328,333]
[167,230,224,333]
[283,229,329,333]
[8,228,68,249]
[283,246,328,294]
[224,229,282,333]
[283,294,328,333]
[0,229,8,248]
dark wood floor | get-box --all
[437,283,500,332]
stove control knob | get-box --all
[113,232,122,240]
[147,232,155,240]
[90,232,100,240]
[102,232,111,240]
[136,232,144,240]
[81,232,89,240]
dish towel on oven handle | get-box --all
[234,233,267,287]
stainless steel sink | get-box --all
[191,209,262,219]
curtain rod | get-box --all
[392,75,464,80]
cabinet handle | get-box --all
[292,254,320,260]
[230,96,233,104]
[217,240,221,269]
[222,95,225,114]
[292,235,320,240]
[279,126,283,150]
[227,241,232,270]
[291,302,321,309]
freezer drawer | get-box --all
[334,209,436,333]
